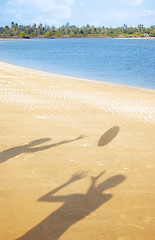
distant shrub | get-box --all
[24,35,30,39]
[125,34,132,38]
[20,31,29,38]
[20,31,25,38]
[149,30,155,37]
[44,32,50,38]
[30,32,35,37]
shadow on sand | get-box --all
[0,135,85,165]
[1,126,119,165]
[16,171,126,240]
[98,126,120,147]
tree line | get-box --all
[0,22,155,38]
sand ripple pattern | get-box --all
[0,70,155,124]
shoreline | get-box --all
[0,37,155,40]
[0,60,155,240]
[0,61,154,92]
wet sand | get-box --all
[0,61,155,240]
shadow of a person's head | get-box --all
[27,138,52,147]
[97,175,126,192]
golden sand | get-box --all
[0,61,155,240]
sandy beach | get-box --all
[0,61,155,240]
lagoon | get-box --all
[0,38,154,89]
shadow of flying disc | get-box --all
[98,126,120,147]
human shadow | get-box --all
[98,126,120,147]
[16,171,126,240]
[0,136,85,165]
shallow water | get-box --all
[0,38,155,89]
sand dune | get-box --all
[0,62,155,240]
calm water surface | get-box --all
[0,38,154,89]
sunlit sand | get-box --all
[0,61,155,240]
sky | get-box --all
[0,0,155,28]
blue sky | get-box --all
[0,0,154,27]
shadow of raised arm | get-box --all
[87,171,106,195]
[26,135,86,153]
[38,172,87,202]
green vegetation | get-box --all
[149,29,155,37]
[0,22,155,39]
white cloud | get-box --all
[1,0,75,26]
[5,9,17,14]
[118,0,143,6]
[142,10,155,16]
[5,0,74,13]
[80,1,86,7]
[105,0,143,7]
[23,0,74,10]
[132,0,143,6]
[0,0,154,27]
